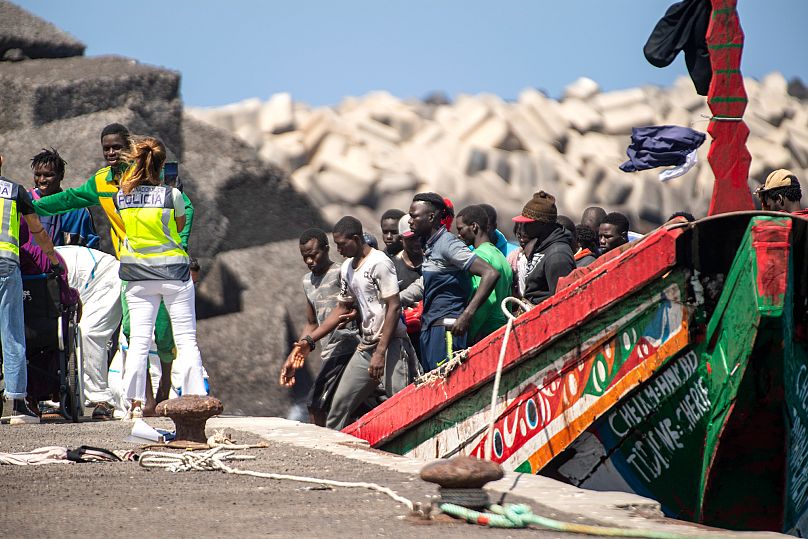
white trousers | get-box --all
[80,283,123,405]
[56,246,122,405]
[123,279,205,403]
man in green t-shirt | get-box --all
[455,205,512,344]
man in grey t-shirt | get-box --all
[293,217,416,430]
[280,228,358,425]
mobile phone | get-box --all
[164,161,179,184]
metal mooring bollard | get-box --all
[156,395,224,444]
[420,455,504,509]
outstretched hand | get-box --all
[279,356,297,387]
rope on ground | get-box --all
[207,429,269,450]
[139,446,417,512]
[441,503,712,539]
[485,296,533,460]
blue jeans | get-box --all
[0,264,27,398]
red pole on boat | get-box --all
[706,0,755,215]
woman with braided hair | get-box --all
[114,137,205,419]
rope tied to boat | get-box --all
[139,446,420,513]
[414,347,469,385]
[485,296,533,460]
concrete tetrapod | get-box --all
[156,395,224,445]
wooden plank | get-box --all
[343,226,684,446]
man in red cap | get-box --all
[513,191,575,305]
[757,169,807,217]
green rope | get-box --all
[439,503,718,538]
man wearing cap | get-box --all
[409,192,500,372]
[757,169,807,217]
[513,191,575,305]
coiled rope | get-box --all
[440,503,712,538]
[139,446,417,512]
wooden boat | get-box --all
[343,0,808,534]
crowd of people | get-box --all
[0,123,205,425]
[280,168,807,430]
[1,119,805,431]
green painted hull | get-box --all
[371,215,808,534]
[542,216,808,534]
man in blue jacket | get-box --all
[28,148,99,248]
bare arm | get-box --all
[23,214,60,266]
[304,301,351,344]
[376,293,401,359]
[368,294,402,380]
[175,215,186,236]
[280,299,320,386]
[299,299,318,339]
[399,276,423,307]
[453,257,499,336]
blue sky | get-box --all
[18,0,808,107]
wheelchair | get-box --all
[0,272,83,422]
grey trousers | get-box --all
[326,337,416,430]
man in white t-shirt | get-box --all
[293,216,415,429]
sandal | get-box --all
[91,402,115,420]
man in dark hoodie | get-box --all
[512,192,575,305]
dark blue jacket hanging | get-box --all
[619,126,706,173]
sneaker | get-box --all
[38,400,60,418]
[123,406,143,421]
[2,398,41,425]
[91,402,115,421]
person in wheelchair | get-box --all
[0,155,65,425]
[19,217,80,418]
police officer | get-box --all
[0,155,64,424]
[111,139,205,420]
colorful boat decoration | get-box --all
[344,2,808,534]
[345,214,808,534]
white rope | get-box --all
[485,297,533,461]
[414,348,468,385]
[139,446,416,512]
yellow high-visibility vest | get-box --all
[92,166,126,258]
[115,184,189,281]
[0,177,21,262]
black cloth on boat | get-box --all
[644,0,712,96]
[619,125,706,173]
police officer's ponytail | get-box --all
[121,137,166,195]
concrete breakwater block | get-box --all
[0,0,85,60]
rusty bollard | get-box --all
[420,455,504,509]
[156,395,223,444]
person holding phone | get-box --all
[113,137,205,419]
[33,124,196,414]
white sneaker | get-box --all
[123,406,143,421]
[1,398,41,425]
